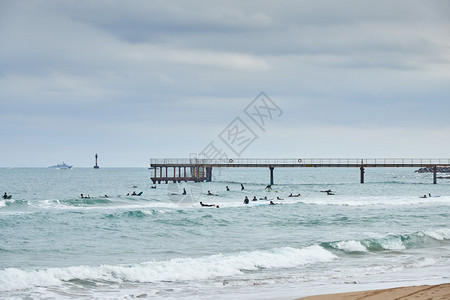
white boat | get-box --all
[49,162,73,169]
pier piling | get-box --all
[360,166,365,183]
[269,166,274,185]
[206,167,212,182]
[433,165,437,184]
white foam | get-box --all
[0,199,16,208]
[406,257,436,269]
[0,245,336,292]
[424,228,450,240]
[378,236,406,250]
[334,240,367,252]
[0,268,63,291]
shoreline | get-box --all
[297,283,450,300]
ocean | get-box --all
[0,167,449,299]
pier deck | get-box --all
[150,158,450,184]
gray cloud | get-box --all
[1,0,449,166]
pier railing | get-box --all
[150,158,450,167]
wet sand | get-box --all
[298,283,450,300]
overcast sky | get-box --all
[1,0,449,167]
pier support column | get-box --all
[269,166,274,185]
[433,165,437,184]
[360,166,365,183]
[206,167,212,182]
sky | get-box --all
[1,0,449,167]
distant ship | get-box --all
[49,162,73,169]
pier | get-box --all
[150,158,450,184]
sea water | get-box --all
[0,167,449,299]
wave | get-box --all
[322,228,450,253]
[298,195,450,207]
[62,198,113,206]
[1,197,164,210]
[104,209,175,219]
[0,199,28,207]
[36,198,114,208]
[0,245,335,292]
[0,198,114,209]
[1,228,448,292]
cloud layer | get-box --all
[1,0,449,166]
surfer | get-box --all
[321,189,332,193]
[265,184,272,191]
[243,196,249,204]
[200,201,215,207]
[3,192,8,199]
[132,191,137,196]
[226,186,230,191]
[241,184,245,190]
[269,201,275,205]
[420,194,427,198]
[276,197,284,200]
[288,193,301,197]
[252,196,257,201]
[326,191,335,195]
[182,188,187,195]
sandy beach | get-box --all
[298,283,450,300]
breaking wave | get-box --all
[0,245,335,292]
[323,228,450,253]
